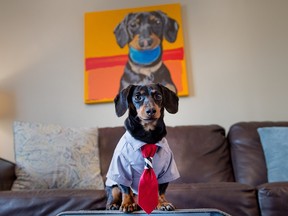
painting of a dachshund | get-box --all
[114,11,179,93]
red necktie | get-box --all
[138,144,158,214]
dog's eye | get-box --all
[154,93,162,101]
[152,18,161,25]
[134,94,143,102]
[150,16,161,25]
[155,19,161,25]
[130,20,138,29]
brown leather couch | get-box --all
[228,122,288,216]
[0,122,287,216]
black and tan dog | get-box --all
[114,11,179,93]
[105,83,179,213]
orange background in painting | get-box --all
[84,3,188,103]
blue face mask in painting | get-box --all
[129,46,161,65]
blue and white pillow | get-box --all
[12,121,104,190]
[258,127,288,182]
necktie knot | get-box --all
[141,143,157,157]
[144,157,153,169]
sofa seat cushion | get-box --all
[12,121,104,190]
[166,182,259,216]
[0,189,106,216]
[257,182,288,216]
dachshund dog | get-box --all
[114,11,179,93]
[105,84,180,213]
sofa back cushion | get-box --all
[99,125,234,184]
[228,121,288,186]
[98,127,126,181]
[166,125,234,183]
[0,158,16,190]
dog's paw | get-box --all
[119,202,138,213]
[157,202,175,211]
[157,194,175,211]
[106,203,120,210]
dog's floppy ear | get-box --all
[114,85,135,117]
[158,84,179,114]
[114,13,133,48]
[157,10,179,43]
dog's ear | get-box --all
[157,10,179,43]
[158,84,179,114]
[114,85,135,117]
[114,13,133,48]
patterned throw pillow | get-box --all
[12,121,104,190]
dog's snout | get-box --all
[146,107,156,117]
[139,38,153,48]
[139,26,153,48]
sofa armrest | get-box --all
[0,158,16,191]
[257,182,288,216]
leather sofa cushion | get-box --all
[166,125,234,183]
[98,127,126,181]
[0,158,15,190]
[228,121,288,186]
[258,182,288,216]
[166,182,259,216]
[0,189,106,216]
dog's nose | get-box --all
[139,38,153,48]
[146,108,156,117]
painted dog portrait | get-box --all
[114,10,179,93]
[84,4,189,104]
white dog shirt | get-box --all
[106,131,180,194]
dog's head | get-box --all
[114,10,179,49]
[114,84,178,131]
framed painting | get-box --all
[84,3,188,104]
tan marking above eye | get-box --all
[131,18,140,25]
[149,15,161,24]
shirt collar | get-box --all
[124,131,164,152]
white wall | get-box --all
[1,0,288,162]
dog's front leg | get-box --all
[105,185,122,210]
[157,182,175,211]
[118,184,138,213]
